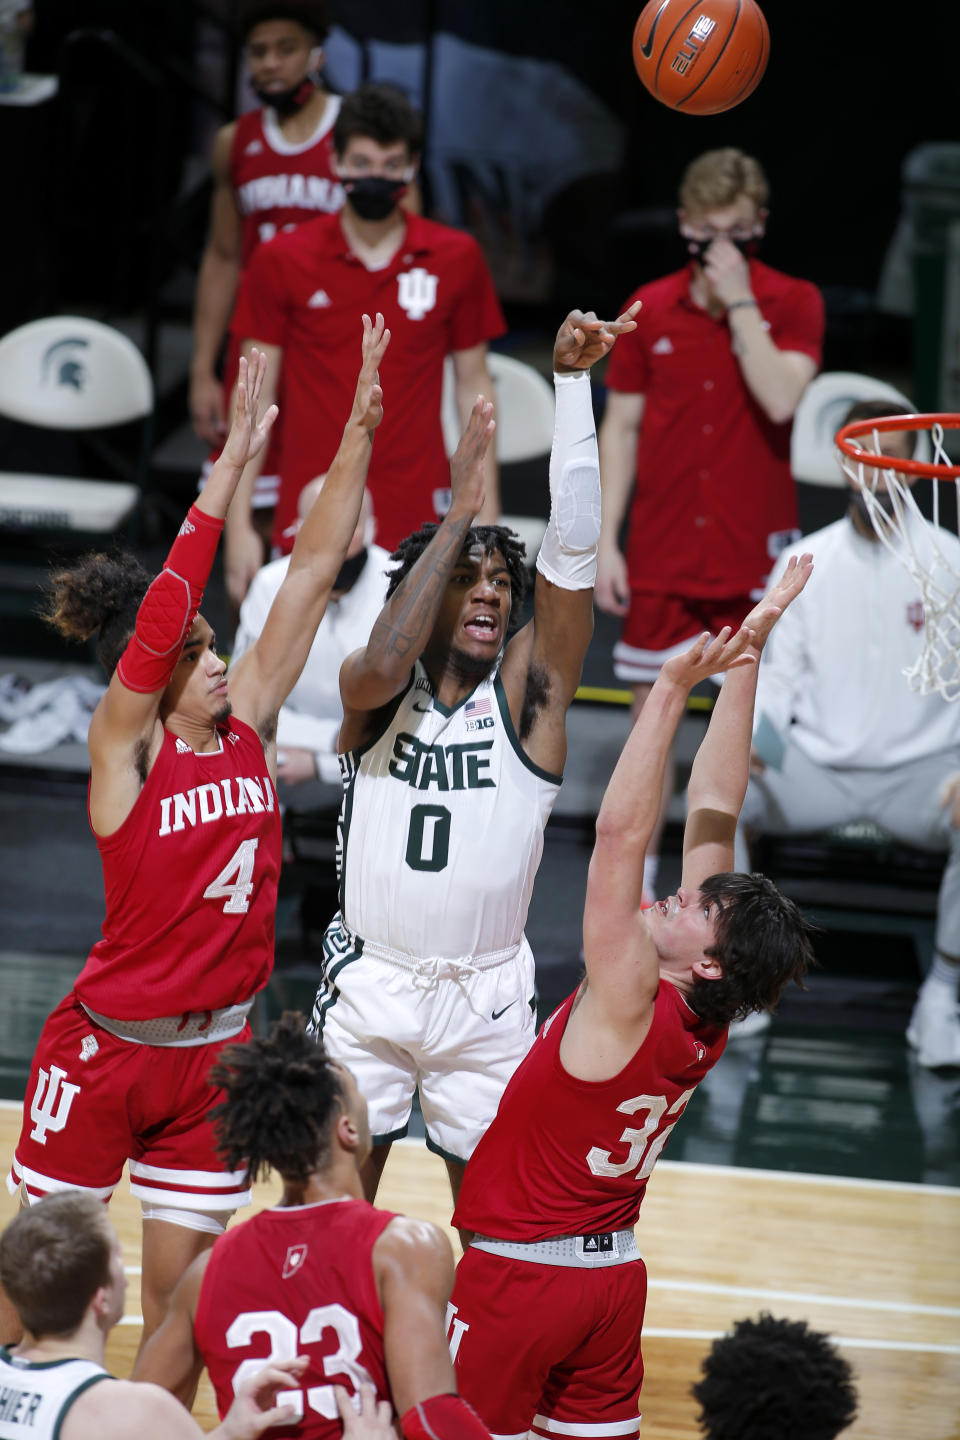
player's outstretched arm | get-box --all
[682,553,813,892]
[229,315,390,737]
[582,627,755,1012]
[338,397,495,745]
[67,1360,306,1440]
[501,304,640,777]
[375,1216,492,1438]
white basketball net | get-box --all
[838,421,960,701]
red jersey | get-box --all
[605,260,824,598]
[231,211,506,552]
[194,1198,395,1434]
[230,99,345,269]
[453,983,726,1241]
[75,718,281,1018]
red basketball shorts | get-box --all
[451,1245,646,1440]
[614,590,755,685]
[8,992,252,1213]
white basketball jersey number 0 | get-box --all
[227,1304,375,1419]
[203,838,259,914]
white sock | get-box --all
[643,855,659,898]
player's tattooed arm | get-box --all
[369,509,476,664]
[339,396,495,721]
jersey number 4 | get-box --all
[203,839,259,914]
[227,1304,376,1419]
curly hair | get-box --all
[692,1313,858,1440]
[43,550,150,678]
[0,1192,112,1338]
[333,82,423,158]
[208,1012,345,1185]
[238,0,331,43]
[386,523,528,630]
[687,873,816,1027]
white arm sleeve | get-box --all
[535,370,601,591]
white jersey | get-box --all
[0,1350,110,1439]
[338,662,561,959]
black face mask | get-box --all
[344,176,408,222]
[253,76,315,116]
[683,233,762,266]
[332,547,369,593]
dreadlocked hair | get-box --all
[43,551,151,678]
[208,1012,345,1184]
[691,1313,858,1440]
[386,523,528,627]
[687,873,817,1028]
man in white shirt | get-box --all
[737,400,960,1067]
[231,477,390,790]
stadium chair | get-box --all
[0,316,153,538]
[790,370,929,487]
[441,352,555,560]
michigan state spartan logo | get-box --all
[29,1065,81,1144]
[397,267,438,321]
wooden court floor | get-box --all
[2,1106,957,1439]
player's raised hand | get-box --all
[449,395,495,519]
[220,1356,308,1439]
[222,349,278,470]
[661,625,756,692]
[350,313,391,433]
[553,301,641,373]
[335,1384,396,1439]
[739,552,814,654]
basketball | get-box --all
[632,0,770,115]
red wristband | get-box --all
[116,505,224,693]
[401,1394,493,1440]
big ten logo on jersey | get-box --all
[29,1065,81,1144]
[389,733,496,792]
[587,1089,696,1183]
[464,695,494,732]
[158,776,275,836]
[397,267,438,321]
[445,1301,470,1363]
[227,1305,376,1421]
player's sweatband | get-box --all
[401,1394,493,1440]
[116,505,224,694]
[536,370,601,592]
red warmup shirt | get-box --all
[230,100,345,269]
[194,1198,395,1435]
[231,211,506,552]
[453,982,726,1241]
[208,100,347,482]
[75,718,281,1019]
[605,260,824,597]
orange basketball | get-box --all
[632,0,770,115]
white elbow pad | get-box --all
[536,371,600,591]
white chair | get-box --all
[790,370,930,487]
[441,352,555,560]
[0,316,153,533]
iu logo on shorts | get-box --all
[397,267,438,321]
[29,1065,81,1144]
